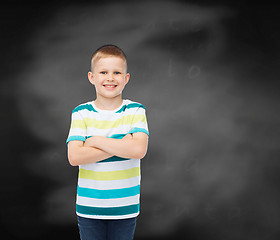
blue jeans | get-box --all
[77,216,137,240]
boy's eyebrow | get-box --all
[97,69,124,73]
[99,67,123,71]
[98,68,123,71]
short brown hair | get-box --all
[91,44,127,72]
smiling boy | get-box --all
[66,45,149,240]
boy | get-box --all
[66,45,149,240]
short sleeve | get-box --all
[66,109,87,144]
[128,105,149,136]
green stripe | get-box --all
[115,103,145,113]
[79,167,140,181]
[77,185,140,199]
[70,115,135,130]
[70,114,146,130]
[73,104,98,113]
[76,204,139,216]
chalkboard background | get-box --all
[1,1,280,239]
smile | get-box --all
[103,84,117,89]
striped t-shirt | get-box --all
[66,99,149,219]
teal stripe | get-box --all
[77,185,140,199]
[72,104,98,113]
[66,135,86,144]
[76,204,139,216]
[100,156,129,163]
[128,127,149,136]
[109,133,126,139]
[115,103,145,113]
[87,134,126,140]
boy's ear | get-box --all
[124,73,130,85]
[88,71,94,85]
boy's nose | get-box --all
[107,74,114,80]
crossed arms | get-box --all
[67,132,148,166]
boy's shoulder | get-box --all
[71,100,96,114]
[116,99,146,113]
[124,99,145,108]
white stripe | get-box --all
[86,125,131,137]
[131,121,148,130]
[77,176,141,190]
[80,159,140,172]
[76,195,140,207]
[73,108,140,121]
[71,111,84,120]
[68,128,86,136]
[133,107,146,113]
[77,212,139,220]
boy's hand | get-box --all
[84,133,132,148]
[122,133,133,140]
[84,136,100,148]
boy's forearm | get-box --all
[85,134,148,159]
[68,142,113,166]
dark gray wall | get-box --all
[1,1,280,239]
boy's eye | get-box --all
[100,71,107,74]
[114,72,121,75]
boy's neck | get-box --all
[94,96,124,110]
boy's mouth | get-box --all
[103,84,117,89]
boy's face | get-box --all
[88,56,130,101]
